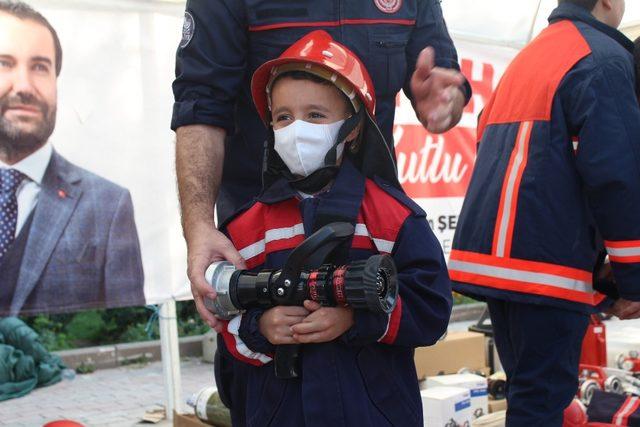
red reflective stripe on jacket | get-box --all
[449,250,605,305]
[228,199,302,248]
[352,214,376,251]
[219,321,267,367]
[361,180,410,253]
[450,270,599,305]
[605,239,640,248]
[227,179,409,267]
[492,121,533,257]
[226,202,266,252]
[228,199,304,267]
[249,18,416,32]
[477,20,591,142]
[451,250,592,281]
[612,396,640,425]
[610,255,640,264]
[605,240,640,264]
[352,234,376,251]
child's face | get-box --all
[270,76,351,130]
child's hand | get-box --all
[291,300,354,343]
[259,306,309,345]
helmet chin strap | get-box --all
[288,110,364,193]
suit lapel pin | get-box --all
[58,189,67,199]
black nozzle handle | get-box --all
[274,344,301,379]
[275,222,354,305]
[273,222,355,379]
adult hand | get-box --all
[606,298,640,320]
[291,300,354,344]
[259,306,310,345]
[187,222,246,332]
[176,125,233,332]
[410,47,466,133]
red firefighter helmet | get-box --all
[251,30,376,123]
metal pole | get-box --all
[527,0,544,43]
[160,300,183,420]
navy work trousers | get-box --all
[486,298,589,427]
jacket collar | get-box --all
[258,157,365,205]
[548,2,634,54]
[257,176,297,204]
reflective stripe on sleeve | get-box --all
[605,240,640,263]
[449,250,605,305]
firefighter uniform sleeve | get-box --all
[569,57,640,301]
[219,229,273,366]
[343,214,453,347]
[171,0,247,132]
[219,313,274,367]
[403,0,471,104]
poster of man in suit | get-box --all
[0,1,144,315]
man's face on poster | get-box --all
[0,12,57,154]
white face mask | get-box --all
[273,119,346,177]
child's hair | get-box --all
[634,36,640,100]
[271,70,355,114]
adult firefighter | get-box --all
[171,0,470,331]
[450,0,640,426]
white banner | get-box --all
[29,0,189,306]
[14,0,639,311]
[394,40,516,257]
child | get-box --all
[215,30,452,427]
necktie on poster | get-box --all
[0,169,24,263]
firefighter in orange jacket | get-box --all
[451,1,640,425]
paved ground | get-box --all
[0,357,214,427]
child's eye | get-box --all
[276,114,292,122]
[309,112,326,119]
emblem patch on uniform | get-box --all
[180,11,195,48]
[374,0,402,14]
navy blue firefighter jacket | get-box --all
[171,0,471,223]
[450,3,640,314]
[215,159,452,426]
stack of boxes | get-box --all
[421,387,472,426]
[426,373,489,419]
[415,331,507,426]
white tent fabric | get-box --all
[444,0,640,46]
[29,0,189,303]
[20,0,640,306]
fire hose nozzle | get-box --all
[204,261,240,320]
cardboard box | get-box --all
[488,398,507,414]
[174,412,209,427]
[421,386,472,427]
[427,373,489,419]
[471,411,506,427]
[415,331,486,379]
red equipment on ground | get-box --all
[564,399,589,427]
[581,315,608,367]
[617,351,640,377]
